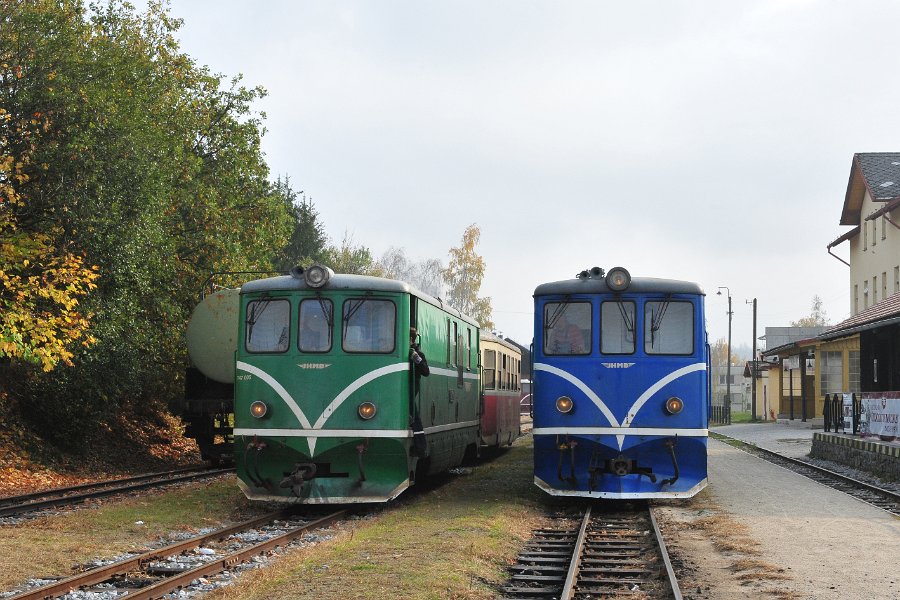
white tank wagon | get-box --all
[172,288,240,465]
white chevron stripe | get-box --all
[236,361,312,429]
[534,363,619,426]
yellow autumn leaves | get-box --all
[1,107,100,371]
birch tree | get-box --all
[442,224,493,328]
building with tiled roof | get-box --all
[828,152,900,316]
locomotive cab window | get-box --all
[543,301,591,355]
[342,298,396,353]
[245,298,291,353]
[600,300,635,355]
[644,300,694,355]
[298,298,332,353]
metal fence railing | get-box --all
[710,403,731,425]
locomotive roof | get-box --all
[241,273,479,326]
[480,329,522,354]
[534,276,704,297]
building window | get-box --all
[883,272,888,301]
[819,351,843,395]
[874,275,878,304]
[895,266,899,294]
[864,280,869,309]
[882,215,887,240]
[872,220,877,247]
[854,284,859,314]
[848,351,860,393]
[864,221,868,250]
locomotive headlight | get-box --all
[250,400,268,418]
[556,396,574,414]
[358,401,377,420]
[606,267,631,292]
[665,396,684,415]
[304,264,334,288]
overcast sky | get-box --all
[156,0,900,350]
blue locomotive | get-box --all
[532,266,709,499]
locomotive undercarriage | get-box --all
[549,434,688,495]
[237,435,413,504]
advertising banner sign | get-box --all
[860,397,900,440]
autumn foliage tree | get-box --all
[1,0,291,442]
[442,223,493,329]
[0,109,99,371]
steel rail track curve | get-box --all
[0,467,235,518]
[5,509,347,599]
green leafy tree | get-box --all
[790,295,830,327]
[1,0,291,443]
[322,232,383,276]
[442,223,493,329]
[272,177,328,272]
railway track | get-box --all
[711,432,900,516]
[5,508,346,599]
[0,466,234,519]
[502,503,682,599]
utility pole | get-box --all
[747,298,757,420]
[718,287,733,423]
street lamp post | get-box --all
[747,297,757,421]
[717,287,733,424]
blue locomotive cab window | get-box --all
[299,298,332,352]
[645,300,694,355]
[544,301,591,355]
[245,298,290,353]
[601,301,635,354]
[342,298,396,353]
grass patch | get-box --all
[204,437,547,600]
[0,476,257,590]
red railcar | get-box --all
[480,331,523,447]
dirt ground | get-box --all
[656,438,900,600]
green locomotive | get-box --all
[233,266,481,503]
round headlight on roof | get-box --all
[606,267,631,292]
[304,264,334,288]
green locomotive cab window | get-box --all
[342,298,396,353]
[601,300,635,355]
[544,301,591,355]
[299,298,333,353]
[245,298,290,353]
[645,300,694,355]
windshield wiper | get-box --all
[648,297,672,347]
[316,294,334,326]
[342,298,368,337]
[246,297,272,343]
